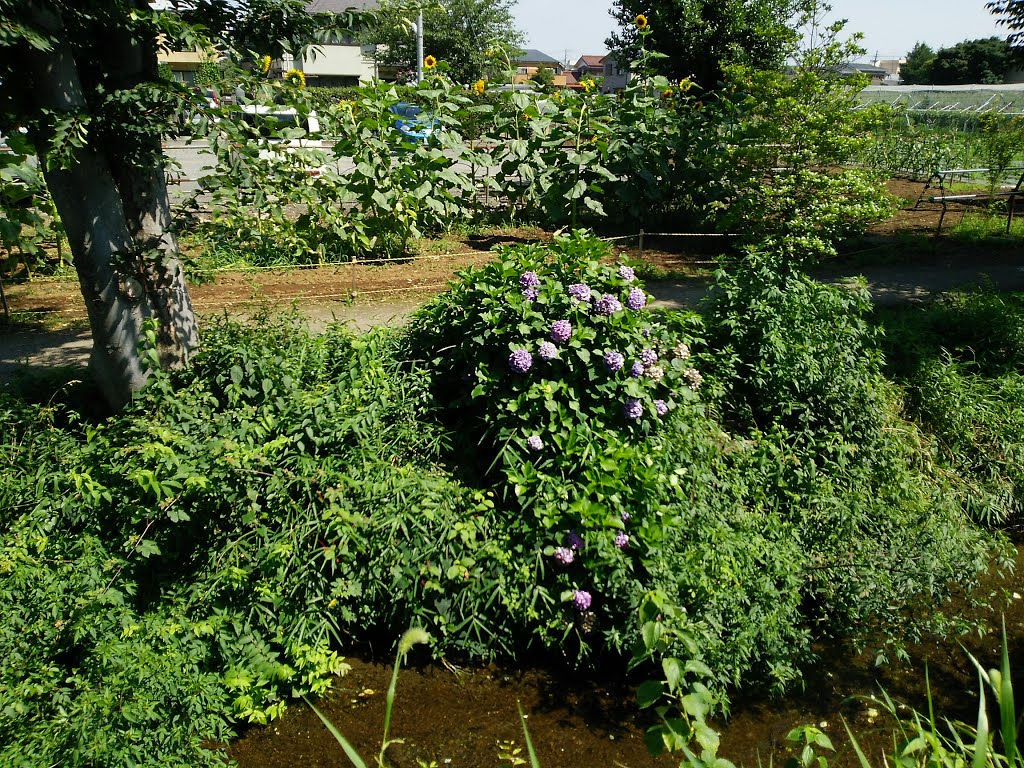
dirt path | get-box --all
[5,258,1024,382]
[3,178,1022,381]
[3,260,1024,381]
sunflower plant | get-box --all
[283,68,306,88]
[324,73,481,256]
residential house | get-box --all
[873,58,905,84]
[834,62,889,85]
[572,55,606,80]
[153,0,378,86]
[152,1,216,83]
[157,49,211,85]
[513,49,569,86]
[286,0,379,85]
[599,54,632,93]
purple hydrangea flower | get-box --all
[594,294,623,315]
[630,361,645,378]
[614,531,630,549]
[553,547,574,566]
[567,530,584,550]
[522,287,539,301]
[572,590,593,611]
[619,264,636,282]
[627,287,647,310]
[621,511,631,523]
[550,320,572,343]
[654,399,668,416]
[509,349,533,373]
[604,351,625,373]
[624,398,643,420]
[527,435,544,451]
[684,368,703,390]
[641,348,658,366]
[568,283,591,302]
[641,328,652,338]
[538,341,558,361]
[520,271,540,289]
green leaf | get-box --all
[695,721,720,754]
[636,679,664,709]
[641,620,663,652]
[662,657,683,692]
[303,696,369,768]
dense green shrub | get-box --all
[407,232,717,657]
[0,239,1011,764]
[879,291,1024,529]
[193,75,480,265]
[696,259,1005,672]
[706,253,888,445]
[0,396,233,766]
[409,233,997,687]
[188,48,892,269]
[1,308,580,762]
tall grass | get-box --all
[877,289,1024,530]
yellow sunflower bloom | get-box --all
[635,14,648,29]
[284,68,306,88]
[679,77,693,92]
[582,78,594,92]
[662,88,673,98]
[424,55,437,69]
[474,79,486,95]
[260,55,272,74]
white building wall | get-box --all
[301,45,376,82]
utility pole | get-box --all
[416,7,424,83]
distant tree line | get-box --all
[901,37,1018,85]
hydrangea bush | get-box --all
[429,231,700,464]
[408,230,996,688]
[408,231,708,652]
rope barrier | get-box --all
[640,232,732,238]
[185,248,490,276]
[13,230,730,285]
[191,282,450,308]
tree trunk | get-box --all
[98,2,199,370]
[22,1,198,410]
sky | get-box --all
[513,0,1009,67]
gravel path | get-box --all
[4,261,1024,383]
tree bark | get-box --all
[97,1,199,370]
[22,1,199,409]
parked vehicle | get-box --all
[198,86,219,109]
[388,102,438,143]
[236,105,322,147]
[234,105,327,172]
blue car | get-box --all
[389,102,439,142]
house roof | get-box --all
[575,55,605,68]
[836,62,888,77]
[515,49,561,65]
[307,0,378,13]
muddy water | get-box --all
[231,548,1023,768]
